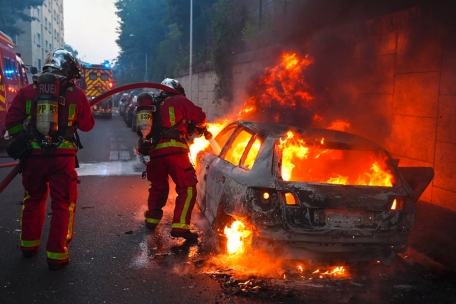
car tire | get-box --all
[126,117,132,127]
[212,207,236,254]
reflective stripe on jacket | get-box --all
[150,95,206,158]
[5,83,95,155]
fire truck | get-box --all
[79,61,114,119]
[0,31,34,147]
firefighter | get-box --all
[142,78,208,241]
[5,49,95,270]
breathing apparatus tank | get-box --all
[35,72,61,146]
[136,93,156,139]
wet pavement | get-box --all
[1,112,456,303]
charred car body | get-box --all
[195,121,434,264]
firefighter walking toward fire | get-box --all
[137,78,210,241]
[5,49,95,270]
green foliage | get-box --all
[211,0,247,103]
[0,0,44,37]
[113,0,248,101]
[241,21,258,41]
[114,0,217,86]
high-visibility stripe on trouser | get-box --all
[20,186,47,251]
[171,186,196,230]
[47,249,69,260]
[145,170,170,223]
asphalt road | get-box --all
[1,110,456,304]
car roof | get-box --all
[234,120,384,151]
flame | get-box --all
[279,130,395,187]
[238,53,314,125]
[224,221,251,255]
[189,119,229,164]
[311,266,346,278]
[327,119,351,132]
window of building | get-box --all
[37,59,42,71]
[37,33,41,46]
[44,17,48,29]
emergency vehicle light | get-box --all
[86,63,92,67]
[104,63,111,68]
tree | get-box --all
[113,0,217,85]
[0,0,44,37]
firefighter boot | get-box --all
[47,259,69,271]
[144,221,157,231]
[21,249,37,258]
[170,229,198,241]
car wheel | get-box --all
[212,207,236,254]
[131,122,136,131]
[126,117,132,127]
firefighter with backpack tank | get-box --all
[137,78,210,241]
[5,49,95,270]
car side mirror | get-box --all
[30,67,38,75]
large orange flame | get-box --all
[238,53,315,126]
[224,221,251,255]
[189,119,229,164]
[279,130,395,187]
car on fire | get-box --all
[195,121,434,264]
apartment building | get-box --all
[14,0,64,82]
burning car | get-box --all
[195,120,434,264]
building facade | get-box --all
[14,0,64,82]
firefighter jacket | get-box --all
[150,94,206,158]
[5,82,95,155]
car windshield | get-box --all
[278,135,396,187]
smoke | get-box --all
[233,0,455,146]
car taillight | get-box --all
[282,192,298,205]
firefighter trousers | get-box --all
[21,155,78,262]
[145,153,197,232]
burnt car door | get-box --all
[201,126,260,223]
[197,124,237,222]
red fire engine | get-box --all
[0,31,33,147]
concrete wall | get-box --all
[178,7,456,212]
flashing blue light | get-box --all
[104,62,111,68]
[86,63,92,67]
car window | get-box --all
[241,138,261,169]
[222,129,254,166]
[279,141,396,186]
[89,72,97,80]
[214,125,236,153]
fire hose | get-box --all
[0,82,181,194]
